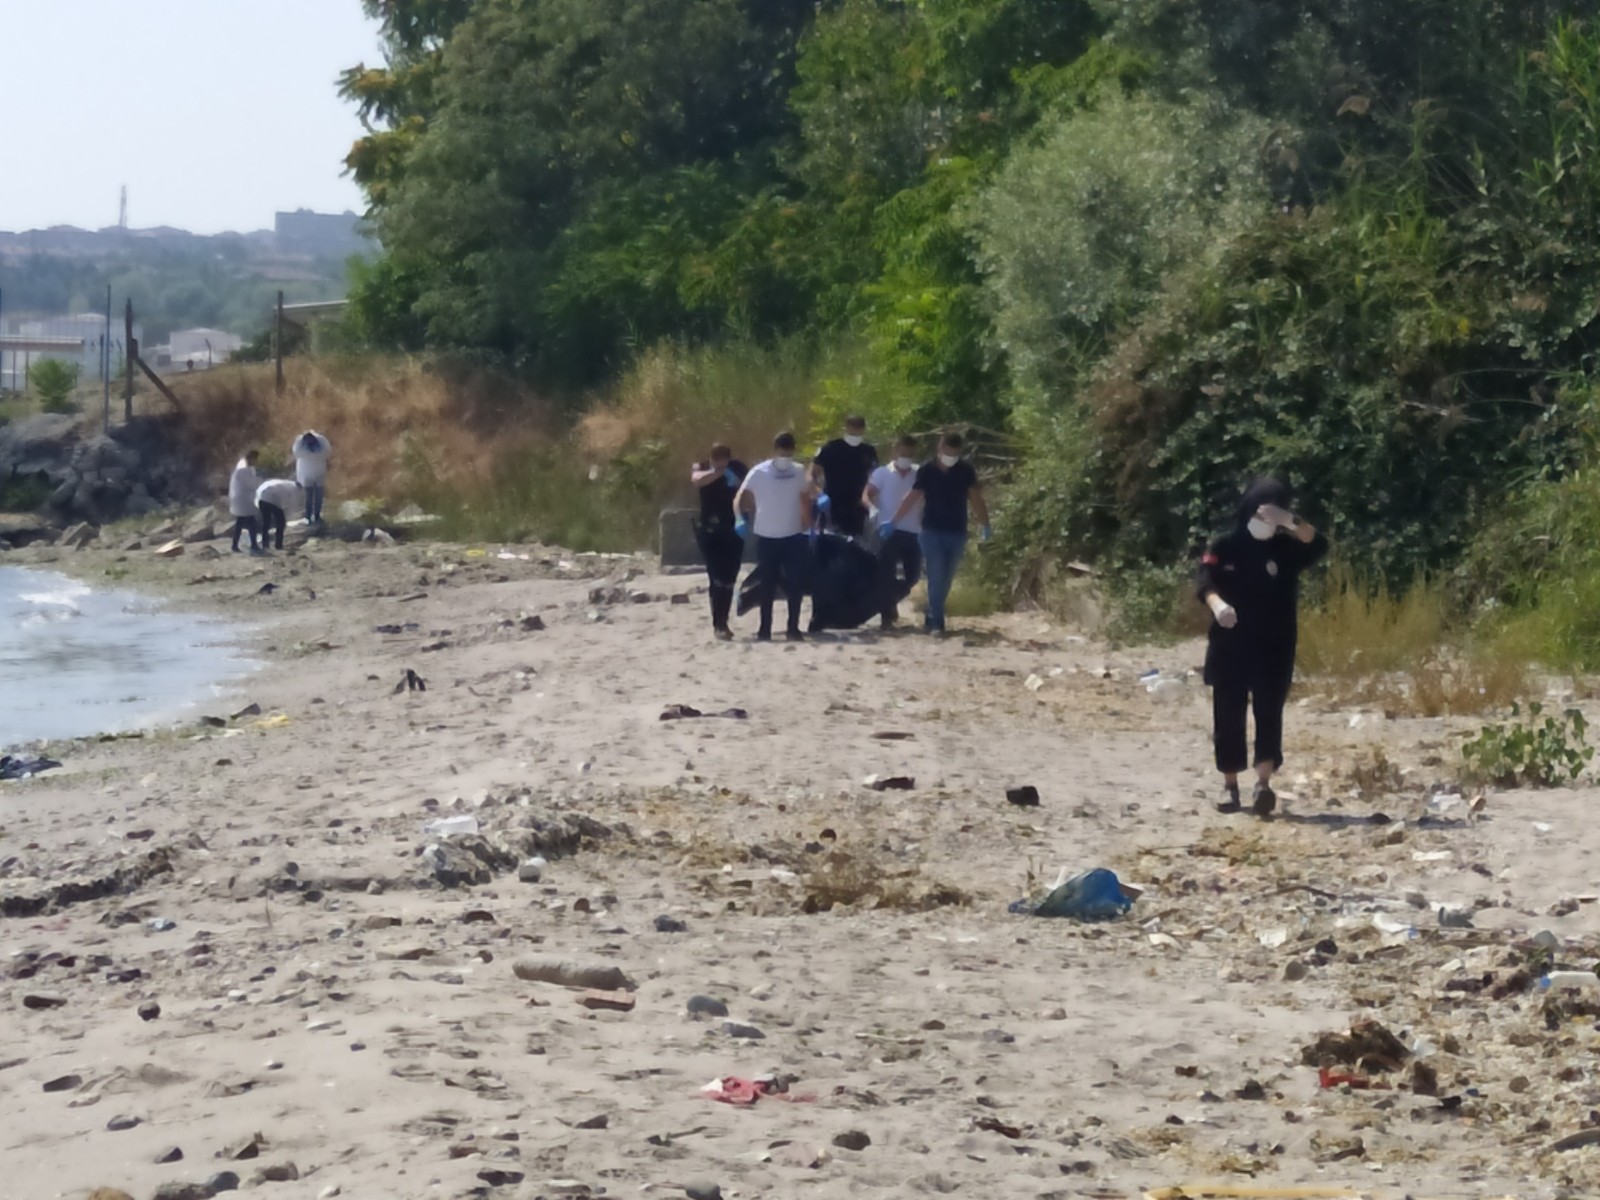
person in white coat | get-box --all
[228,450,263,554]
[256,477,303,552]
[292,430,331,524]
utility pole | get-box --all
[275,290,285,396]
[103,285,112,434]
[124,299,135,422]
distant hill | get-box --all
[0,211,372,343]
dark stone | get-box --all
[155,1146,184,1164]
[653,915,688,934]
[832,1130,872,1151]
[138,1001,162,1021]
[686,995,729,1019]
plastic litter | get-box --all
[0,755,62,782]
[424,815,479,837]
[1011,867,1134,920]
[1540,970,1600,991]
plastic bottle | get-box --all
[423,815,479,836]
[1540,970,1600,991]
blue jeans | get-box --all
[303,482,325,522]
[919,530,967,631]
[754,533,809,636]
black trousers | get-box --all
[231,515,259,551]
[827,491,868,537]
[877,529,922,624]
[754,533,808,636]
[700,523,744,630]
[259,501,287,550]
[1211,661,1294,774]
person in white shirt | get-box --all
[292,430,331,524]
[864,433,923,630]
[228,450,263,555]
[256,478,304,552]
[732,431,815,642]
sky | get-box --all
[0,0,384,235]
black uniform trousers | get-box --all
[1211,651,1295,774]
[698,521,744,630]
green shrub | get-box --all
[30,359,80,414]
[1462,702,1593,788]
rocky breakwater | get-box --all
[0,413,201,546]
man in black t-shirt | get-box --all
[690,443,749,640]
[882,432,990,634]
[811,415,879,537]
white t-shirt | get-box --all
[228,460,260,516]
[739,458,811,539]
[256,478,302,511]
[292,432,331,485]
[868,464,921,534]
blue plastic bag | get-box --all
[1009,867,1133,921]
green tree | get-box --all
[30,358,80,414]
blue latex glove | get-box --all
[814,493,832,513]
[734,517,749,540]
[724,467,740,487]
[877,521,896,541]
[980,524,993,543]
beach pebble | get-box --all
[518,857,546,883]
[151,1185,211,1200]
[832,1130,872,1151]
[683,1183,723,1200]
[138,1001,162,1021]
[1283,960,1310,982]
[155,1146,184,1164]
[206,1171,241,1194]
[686,995,728,1018]
[723,1021,765,1040]
[653,915,687,933]
[22,993,68,1010]
[106,1114,141,1131]
[42,1073,82,1093]
[251,1163,300,1184]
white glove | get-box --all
[1209,595,1238,629]
[1257,503,1295,530]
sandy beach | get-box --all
[3,524,1599,1200]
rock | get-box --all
[513,957,634,991]
[982,1028,1016,1044]
[1438,906,1475,928]
[1282,959,1309,982]
[653,915,688,933]
[517,857,545,884]
[206,1172,241,1194]
[723,1021,765,1040]
[42,1073,82,1092]
[155,1146,184,1164]
[225,1133,265,1160]
[832,1130,872,1151]
[153,539,185,558]
[362,527,397,547]
[87,1191,135,1200]
[195,544,222,561]
[150,1185,211,1200]
[1005,785,1041,807]
[106,1113,141,1131]
[22,993,68,1009]
[182,521,219,544]
[683,1184,723,1200]
[138,1001,162,1021]
[250,1163,300,1184]
[575,1113,609,1129]
[686,994,729,1019]
[578,989,636,1012]
[670,593,691,605]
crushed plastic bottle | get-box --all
[1372,912,1419,945]
[1540,970,1600,991]
[423,815,479,837]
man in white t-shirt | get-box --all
[864,433,923,630]
[292,430,331,524]
[255,477,304,552]
[733,431,815,642]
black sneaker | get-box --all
[786,629,806,643]
[1252,780,1278,818]
[1215,783,1242,813]
[755,630,772,643]
[713,626,734,642]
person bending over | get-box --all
[256,477,303,553]
[1197,477,1328,818]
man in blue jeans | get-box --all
[881,432,990,634]
[733,431,816,642]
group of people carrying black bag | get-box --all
[689,416,990,642]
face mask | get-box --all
[895,457,914,471]
[844,435,863,447]
[1247,517,1276,541]
[771,455,794,473]
[939,453,960,468]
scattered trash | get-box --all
[423,815,479,837]
[1437,906,1475,928]
[0,754,62,782]
[700,1075,813,1106]
[1011,867,1135,920]
[863,774,915,791]
[578,989,636,1012]
[1540,970,1600,991]
[1371,912,1418,945]
[1005,785,1041,808]
[147,917,177,932]
[1317,1066,1390,1090]
[393,668,427,694]
[1024,673,1045,692]
[660,705,749,721]
[1301,1018,1410,1075]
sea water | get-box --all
[0,565,256,749]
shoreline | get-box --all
[0,530,1595,1199]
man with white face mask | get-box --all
[864,434,923,629]
[881,432,990,635]
[1197,477,1328,817]
[733,431,815,641]
[811,415,878,537]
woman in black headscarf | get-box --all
[1196,478,1328,816]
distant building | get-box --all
[0,312,139,392]
[274,209,371,258]
[153,327,244,371]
